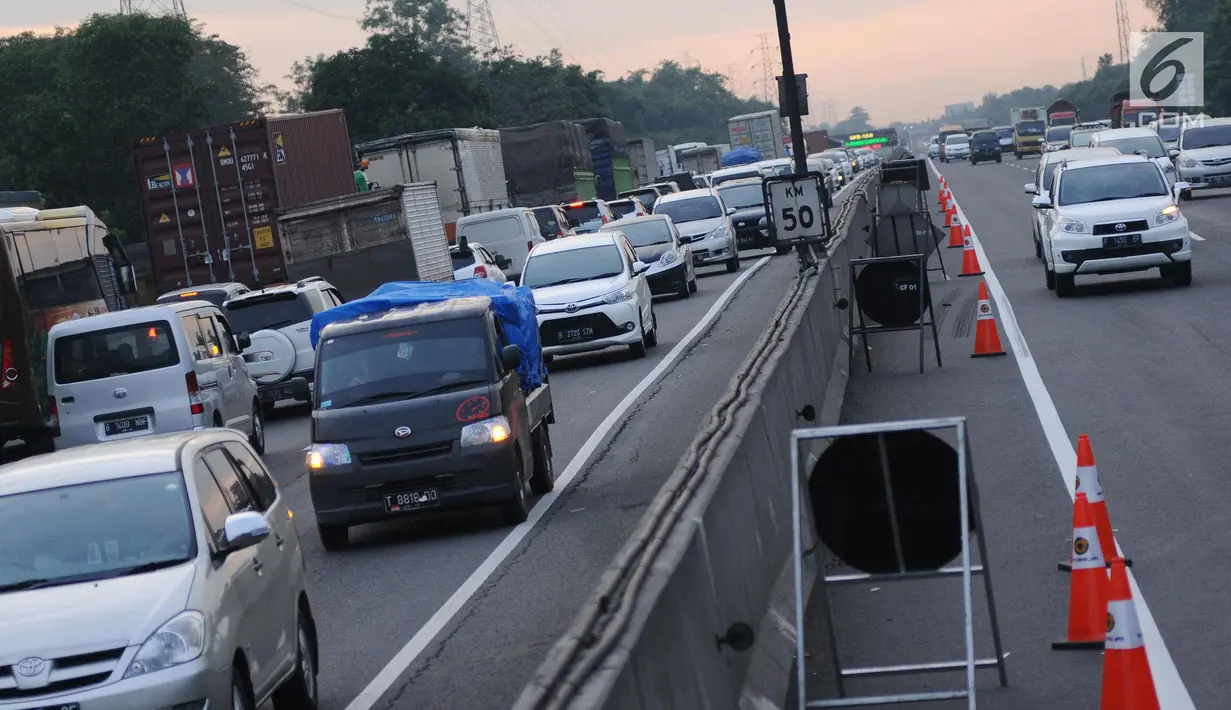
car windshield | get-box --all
[0,472,196,592]
[1057,163,1168,206]
[1181,125,1231,150]
[531,207,564,238]
[973,132,998,144]
[608,201,639,218]
[53,320,180,385]
[621,189,660,208]
[1017,120,1046,136]
[522,244,626,289]
[945,135,969,145]
[654,196,723,224]
[224,292,313,334]
[316,318,492,409]
[611,221,673,247]
[1046,126,1073,142]
[1070,131,1097,147]
[717,183,765,210]
[1100,136,1165,158]
[459,214,522,243]
[1156,124,1181,142]
[997,128,1013,139]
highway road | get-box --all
[797,154,1230,709]
[251,178,863,710]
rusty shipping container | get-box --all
[133,110,355,295]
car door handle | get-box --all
[273,531,284,549]
[252,558,264,574]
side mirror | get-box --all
[1031,195,1052,210]
[501,344,522,371]
[221,511,271,553]
[726,207,737,216]
[1173,181,1191,197]
[236,332,252,350]
[1169,149,1180,159]
[494,255,512,270]
[632,261,650,275]
[1024,183,1038,195]
[289,376,310,401]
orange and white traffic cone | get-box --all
[948,218,964,248]
[945,204,957,227]
[1052,493,1108,650]
[958,235,984,277]
[1059,435,1133,572]
[971,282,1006,358]
[937,186,948,207]
[1101,556,1159,709]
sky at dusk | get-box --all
[5,0,1156,123]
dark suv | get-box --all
[970,130,1003,165]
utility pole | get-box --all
[773,0,807,175]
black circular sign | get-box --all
[855,262,930,327]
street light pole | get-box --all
[773,0,808,175]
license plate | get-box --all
[384,489,439,513]
[737,235,754,247]
[34,704,80,710]
[1102,234,1142,248]
[557,326,594,343]
[260,385,294,402]
[104,415,148,436]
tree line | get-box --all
[0,0,770,245]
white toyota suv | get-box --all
[223,277,345,413]
[522,232,657,361]
[1033,154,1191,297]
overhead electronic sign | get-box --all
[843,129,899,149]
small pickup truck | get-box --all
[306,293,554,550]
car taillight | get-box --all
[186,371,204,415]
[474,265,488,279]
[556,230,565,238]
[1,337,13,390]
[601,215,609,223]
[46,395,57,421]
[527,240,534,252]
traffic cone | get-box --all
[948,219,964,248]
[1059,435,1133,572]
[971,282,1006,358]
[937,187,948,207]
[1052,493,1108,650]
[945,204,956,227]
[958,235,984,277]
[1101,557,1159,709]
[963,224,972,239]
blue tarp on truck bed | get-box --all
[309,280,547,391]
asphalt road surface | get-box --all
[797,154,1228,709]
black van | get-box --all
[970,130,1003,165]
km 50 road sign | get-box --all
[762,172,833,246]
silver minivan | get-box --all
[455,207,546,283]
[47,301,279,454]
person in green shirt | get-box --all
[354,159,369,193]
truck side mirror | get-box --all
[236,332,252,350]
[501,344,522,371]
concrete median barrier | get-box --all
[513,164,882,710]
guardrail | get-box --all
[513,161,884,710]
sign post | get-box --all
[762,172,833,249]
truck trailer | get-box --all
[575,118,632,201]
[1046,99,1079,126]
[355,128,511,244]
[500,121,596,207]
[626,138,656,187]
[728,110,787,161]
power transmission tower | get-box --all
[1114,0,1132,65]
[822,99,837,127]
[724,64,740,95]
[120,0,187,17]
[1081,57,1088,80]
[754,33,777,103]
[465,0,501,55]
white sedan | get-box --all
[450,241,508,283]
[1034,154,1191,297]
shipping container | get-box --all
[355,128,511,244]
[500,121,597,207]
[276,182,453,300]
[728,110,787,160]
[133,109,356,295]
[626,138,656,187]
[678,146,723,176]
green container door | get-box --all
[612,156,634,195]
[573,169,598,200]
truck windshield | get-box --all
[316,318,492,409]
[1017,121,1046,136]
[224,292,314,333]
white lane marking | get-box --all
[1190,231,1205,241]
[929,159,1196,710]
[344,255,775,710]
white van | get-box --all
[454,207,545,283]
[46,301,283,453]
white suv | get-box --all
[1034,155,1191,297]
[1172,117,1231,199]
[223,277,345,413]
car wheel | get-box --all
[688,277,698,293]
[1165,262,1193,286]
[726,255,740,273]
[529,424,555,494]
[262,400,276,418]
[272,614,318,710]
[971,159,977,166]
[248,403,265,455]
[317,523,348,551]
[678,277,691,298]
[500,450,531,525]
[644,311,659,348]
[1055,273,1076,297]
[1015,153,1022,160]
[232,665,256,710]
[1044,261,1056,290]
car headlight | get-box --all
[602,288,635,304]
[460,415,511,447]
[659,250,679,265]
[307,442,351,469]
[1057,216,1088,234]
[1179,157,1197,168]
[1154,204,1180,226]
[122,611,206,680]
[706,225,728,241]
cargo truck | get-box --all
[501,121,597,207]
[354,128,511,244]
[1110,91,1161,128]
[575,118,632,201]
[0,206,137,454]
[133,110,357,296]
[276,183,454,300]
[626,138,656,187]
[1010,107,1047,158]
[1046,99,1079,126]
[728,110,787,160]
[678,145,723,176]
